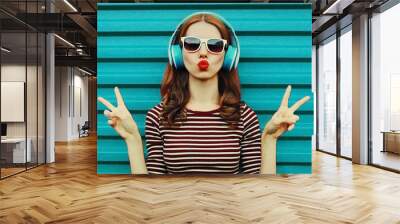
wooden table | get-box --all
[381,131,400,154]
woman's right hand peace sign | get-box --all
[98,87,139,140]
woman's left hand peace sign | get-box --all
[263,85,310,139]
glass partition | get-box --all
[0,0,46,179]
[1,30,28,177]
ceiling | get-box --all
[1,0,97,74]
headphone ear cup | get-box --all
[222,46,237,72]
[171,44,184,70]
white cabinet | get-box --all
[1,138,32,163]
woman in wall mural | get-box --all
[97,12,310,174]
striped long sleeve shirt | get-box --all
[144,102,262,174]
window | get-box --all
[370,3,400,171]
[339,27,352,158]
[317,35,337,154]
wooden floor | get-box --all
[0,167,26,178]
[373,150,400,171]
[0,135,400,224]
[1,162,46,178]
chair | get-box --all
[79,121,90,138]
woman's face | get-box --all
[182,21,225,80]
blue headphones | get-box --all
[168,12,240,72]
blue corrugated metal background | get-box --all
[97,2,313,174]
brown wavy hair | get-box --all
[160,13,242,129]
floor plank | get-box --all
[0,135,399,223]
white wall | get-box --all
[1,65,26,139]
[54,66,89,141]
[0,65,39,138]
[54,66,69,141]
[70,71,89,139]
[1,63,46,164]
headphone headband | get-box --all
[168,11,240,71]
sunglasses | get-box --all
[180,36,227,54]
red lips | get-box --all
[197,60,209,70]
